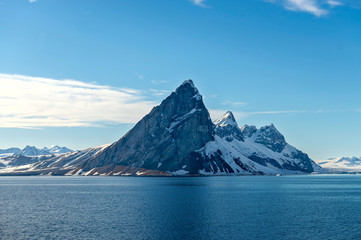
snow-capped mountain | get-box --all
[0,147,22,155]
[0,145,73,157]
[21,146,50,156]
[47,145,73,154]
[0,80,320,176]
[0,145,73,168]
[214,111,244,142]
[316,157,361,172]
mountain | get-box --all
[77,79,215,175]
[0,80,319,176]
[47,145,73,154]
[0,145,73,169]
[316,157,361,172]
[213,111,244,142]
[237,122,318,173]
[0,147,22,157]
[21,146,50,156]
[0,145,73,157]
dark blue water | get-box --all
[0,175,361,239]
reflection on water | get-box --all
[0,175,361,239]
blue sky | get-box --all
[0,0,360,160]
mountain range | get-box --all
[316,157,361,172]
[0,145,72,157]
[0,146,73,168]
[0,80,320,176]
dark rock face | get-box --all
[188,151,235,174]
[286,150,314,173]
[214,111,244,142]
[80,80,215,173]
[254,124,287,153]
[240,125,257,137]
[248,154,282,168]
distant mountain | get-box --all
[0,80,320,176]
[21,146,50,156]
[0,145,73,157]
[0,154,55,168]
[0,145,73,168]
[0,147,22,156]
[47,145,73,154]
[317,157,361,172]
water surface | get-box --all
[0,175,360,239]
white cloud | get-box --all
[0,73,157,128]
[209,109,306,121]
[266,0,339,16]
[190,0,209,8]
[149,89,169,96]
[326,0,343,7]
[222,100,247,108]
[151,80,168,85]
[29,0,37,3]
[285,0,328,16]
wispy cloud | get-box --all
[0,73,156,128]
[149,89,169,96]
[136,73,144,80]
[222,100,247,108]
[190,0,209,8]
[209,109,306,121]
[265,0,348,16]
[29,0,37,3]
[151,80,168,85]
[326,0,343,7]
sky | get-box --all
[0,0,360,160]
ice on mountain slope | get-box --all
[210,112,316,173]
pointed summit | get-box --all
[179,79,196,89]
[214,111,238,128]
[175,79,199,97]
[214,111,244,142]
[79,80,215,174]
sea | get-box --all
[0,175,360,239]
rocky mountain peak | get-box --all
[22,145,41,156]
[213,111,238,128]
[255,124,287,153]
[240,124,257,138]
[214,111,244,142]
[80,79,215,174]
